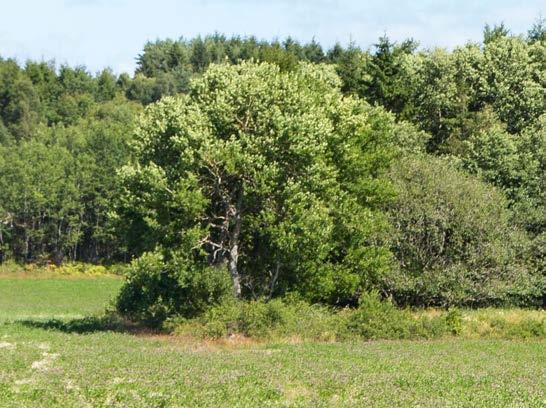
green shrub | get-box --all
[116,251,180,327]
[445,308,463,335]
[197,299,306,339]
[384,155,538,307]
[459,308,546,339]
[173,293,457,341]
[511,319,545,338]
[116,250,233,327]
[166,295,545,341]
[238,300,286,338]
[271,299,351,341]
[171,298,348,341]
[347,292,414,339]
[487,316,545,338]
[411,315,450,339]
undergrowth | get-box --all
[164,292,545,341]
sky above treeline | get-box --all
[1,0,543,74]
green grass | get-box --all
[0,278,122,321]
[0,328,544,407]
[0,277,545,407]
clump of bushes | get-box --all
[460,308,546,339]
[165,292,468,341]
[116,252,544,340]
[167,297,349,341]
[346,292,461,339]
[162,292,545,341]
[383,155,541,307]
[116,250,233,327]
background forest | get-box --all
[0,21,544,322]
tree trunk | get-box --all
[0,228,3,264]
[227,194,243,298]
[267,260,281,300]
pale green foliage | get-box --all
[400,45,484,149]
[481,37,545,134]
[459,113,545,275]
[401,36,545,150]
[118,61,396,316]
[460,110,523,189]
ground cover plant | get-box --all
[2,327,545,407]
[0,275,545,407]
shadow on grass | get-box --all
[16,314,159,335]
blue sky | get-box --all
[0,0,543,74]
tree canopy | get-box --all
[118,62,397,310]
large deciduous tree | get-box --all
[118,61,396,315]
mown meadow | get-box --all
[0,267,544,407]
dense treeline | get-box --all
[0,21,544,312]
[0,60,141,263]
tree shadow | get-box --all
[16,314,158,335]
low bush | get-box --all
[168,297,349,341]
[166,293,474,341]
[346,292,460,339]
[116,250,233,327]
[459,308,546,339]
[166,294,544,341]
[347,292,415,339]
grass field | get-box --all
[0,278,122,321]
[0,277,545,407]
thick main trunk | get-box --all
[267,260,281,300]
[228,247,242,298]
[227,194,243,298]
[0,228,3,264]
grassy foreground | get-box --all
[0,276,545,407]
